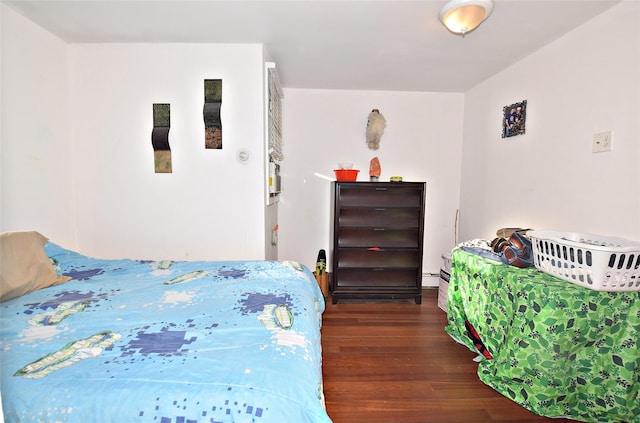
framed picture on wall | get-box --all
[502,100,527,138]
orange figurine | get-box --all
[369,157,381,181]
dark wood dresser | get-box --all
[331,181,426,304]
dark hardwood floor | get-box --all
[321,289,571,423]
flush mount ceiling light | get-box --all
[439,0,494,36]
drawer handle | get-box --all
[374,228,385,231]
[372,268,385,271]
[375,188,387,191]
[374,208,387,211]
[367,247,381,251]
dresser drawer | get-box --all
[338,185,422,208]
[336,249,420,268]
[335,268,419,288]
[338,208,421,228]
[331,181,425,303]
[337,228,420,248]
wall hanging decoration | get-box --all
[203,79,222,149]
[152,103,172,173]
[502,100,527,138]
[366,109,386,150]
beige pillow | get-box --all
[0,231,71,302]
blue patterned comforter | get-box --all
[0,243,332,422]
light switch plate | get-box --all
[592,131,612,153]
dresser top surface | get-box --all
[334,181,425,186]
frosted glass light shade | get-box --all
[439,0,494,35]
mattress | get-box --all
[0,242,332,422]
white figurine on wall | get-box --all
[366,109,386,150]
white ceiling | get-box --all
[3,0,623,92]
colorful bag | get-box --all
[490,232,534,268]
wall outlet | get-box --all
[592,130,612,153]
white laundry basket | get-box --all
[528,230,640,292]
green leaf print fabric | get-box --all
[445,248,640,422]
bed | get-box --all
[0,232,332,422]
[445,247,640,423]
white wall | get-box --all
[67,43,268,260]
[459,1,640,243]
[1,4,76,246]
[1,3,273,261]
[4,1,637,273]
[278,89,464,279]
